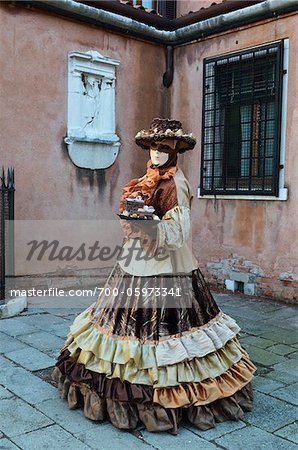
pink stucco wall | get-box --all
[0,3,297,301]
[171,12,298,300]
[0,2,166,221]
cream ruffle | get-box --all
[153,354,257,408]
[64,335,248,388]
[64,308,241,369]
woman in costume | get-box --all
[52,118,257,434]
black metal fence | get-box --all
[0,167,15,301]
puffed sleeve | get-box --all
[153,174,193,252]
[136,173,193,255]
[157,205,191,250]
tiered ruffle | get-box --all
[65,308,241,366]
[52,304,257,433]
[52,352,255,432]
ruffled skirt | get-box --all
[52,262,257,434]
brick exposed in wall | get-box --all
[206,255,297,304]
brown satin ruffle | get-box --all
[54,348,256,407]
[87,262,221,342]
[54,349,153,403]
[186,381,253,430]
[52,364,254,434]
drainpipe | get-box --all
[163,46,174,88]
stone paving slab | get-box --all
[274,422,298,444]
[0,331,29,353]
[253,365,272,377]
[47,324,69,339]
[252,375,285,393]
[0,385,14,400]
[49,308,86,317]
[237,301,285,314]
[11,425,92,450]
[34,398,101,435]
[59,316,76,326]
[261,306,298,322]
[277,317,298,330]
[5,347,55,371]
[260,329,298,345]
[221,306,267,322]
[0,354,16,369]
[239,335,276,349]
[215,425,298,450]
[16,313,70,331]
[0,397,53,437]
[0,365,58,405]
[0,292,297,450]
[266,367,298,385]
[26,295,92,310]
[75,424,154,450]
[270,382,298,406]
[230,316,277,336]
[244,391,298,432]
[214,294,258,308]
[17,331,64,357]
[266,344,297,356]
[264,316,298,331]
[20,307,51,316]
[273,359,298,376]
[241,344,287,366]
[0,317,39,336]
[183,420,246,441]
[140,427,219,450]
[0,438,20,449]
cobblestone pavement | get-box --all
[0,292,297,450]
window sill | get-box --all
[197,187,288,201]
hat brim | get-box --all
[135,131,196,153]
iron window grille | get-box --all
[133,0,176,19]
[200,41,284,196]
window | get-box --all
[157,0,176,19]
[200,41,284,197]
[132,0,176,19]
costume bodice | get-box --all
[117,167,198,276]
[147,177,179,219]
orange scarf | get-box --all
[119,159,177,213]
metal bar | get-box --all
[200,60,207,195]
[0,167,6,300]
[211,61,217,192]
[248,51,256,193]
[273,40,284,196]
[223,58,230,192]
[7,167,15,279]
[261,49,269,192]
[0,167,15,300]
[236,53,243,191]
